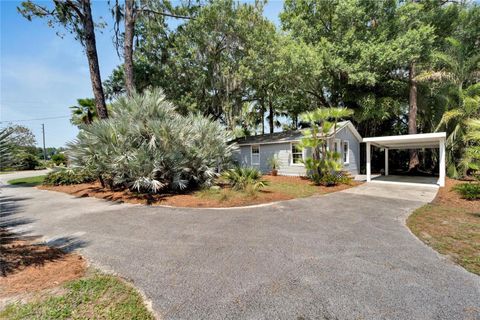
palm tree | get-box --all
[461,119,480,177]
[70,98,97,126]
[417,36,480,177]
[437,84,480,177]
[300,107,353,184]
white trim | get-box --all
[290,142,304,166]
[251,144,260,166]
[366,142,371,182]
[439,139,446,187]
[363,132,447,149]
[333,139,341,154]
[384,148,389,176]
[343,140,350,164]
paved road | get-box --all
[1,172,479,320]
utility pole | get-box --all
[42,123,47,160]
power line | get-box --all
[0,115,70,123]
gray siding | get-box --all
[330,126,360,175]
[231,124,360,176]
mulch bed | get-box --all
[433,178,479,212]
[38,175,360,208]
[0,228,86,298]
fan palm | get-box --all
[70,98,97,126]
[0,127,14,170]
[437,84,480,177]
[68,89,233,193]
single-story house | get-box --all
[231,121,362,176]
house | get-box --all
[232,121,362,176]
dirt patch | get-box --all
[38,176,361,208]
[433,178,479,212]
[0,228,86,298]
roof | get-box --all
[362,132,446,149]
[234,121,362,146]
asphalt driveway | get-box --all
[1,172,479,320]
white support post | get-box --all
[439,139,446,187]
[385,148,389,176]
[366,142,371,182]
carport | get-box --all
[363,132,447,187]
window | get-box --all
[333,139,341,153]
[343,141,349,164]
[251,145,260,165]
[291,143,303,165]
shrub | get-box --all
[15,152,40,170]
[43,168,96,186]
[67,89,232,193]
[453,182,480,200]
[222,167,268,192]
[51,153,68,166]
[319,171,352,187]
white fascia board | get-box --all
[363,132,446,144]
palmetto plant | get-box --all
[461,119,480,178]
[222,167,268,192]
[67,89,233,193]
[0,127,14,170]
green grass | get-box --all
[195,179,320,203]
[263,181,318,198]
[0,274,155,320]
[7,175,46,187]
[407,204,480,275]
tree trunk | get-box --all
[82,0,108,119]
[268,98,274,134]
[124,0,135,96]
[408,61,419,171]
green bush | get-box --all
[453,182,480,200]
[15,152,40,170]
[67,89,232,193]
[43,168,96,186]
[51,153,67,165]
[319,171,352,187]
[222,167,268,192]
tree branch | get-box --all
[139,7,194,20]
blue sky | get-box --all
[0,1,284,147]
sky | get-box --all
[0,0,284,148]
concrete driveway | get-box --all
[1,172,479,320]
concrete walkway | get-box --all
[1,172,479,320]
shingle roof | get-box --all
[233,130,304,145]
[233,121,353,145]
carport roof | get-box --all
[363,132,446,149]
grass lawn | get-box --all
[407,179,479,275]
[7,175,46,187]
[196,178,318,201]
[0,273,155,320]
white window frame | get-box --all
[251,144,260,166]
[290,142,304,166]
[333,139,341,153]
[343,140,350,164]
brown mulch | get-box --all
[0,228,86,297]
[38,175,360,208]
[433,178,480,212]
